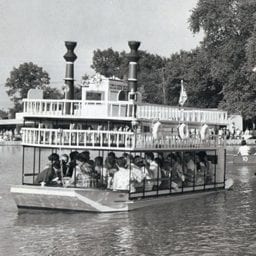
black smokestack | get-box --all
[64,41,77,100]
[128,41,140,96]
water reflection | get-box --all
[236,166,252,183]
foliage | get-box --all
[0,109,8,119]
[91,48,127,79]
[89,46,223,107]
[44,87,63,100]
[90,48,167,104]
[5,62,50,113]
[189,0,256,119]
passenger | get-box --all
[35,153,61,186]
[94,157,103,177]
[128,155,146,192]
[60,153,69,176]
[66,151,79,177]
[160,153,177,190]
[81,151,91,163]
[71,152,91,187]
[122,153,133,168]
[94,156,104,186]
[197,151,213,184]
[238,140,251,156]
[105,152,118,189]
[171,153,185,187]
[155,157,166,189]
[112,157,130,191]
[145,152,161,190]
[194,153,205,185]
[88,159,98,187]
[183,152,196,186]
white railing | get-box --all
[21,128,135,149]
[22,99,228,124]
[23,99,136,119]
[137,104,228,125]
[21,128,225,150]
[135,133,225,149]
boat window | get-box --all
[86,92,103,101]
[117,90,128,101]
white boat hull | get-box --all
[11,181,233,213]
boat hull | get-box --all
[233,155,256,165]
[11,182,233,213]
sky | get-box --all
[0,0,203,110]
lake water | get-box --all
[1,146,256,256]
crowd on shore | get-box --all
[0,129,21,142]
[218,127,254,141]
[35,150,215,192]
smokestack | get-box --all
[128,41,140,97]
[128,41,140,120]
[64,41,77,100]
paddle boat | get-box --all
[10,41,233,212]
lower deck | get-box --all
[12,143,230,212]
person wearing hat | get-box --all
[238,139,251,156]
[35,153,61,186]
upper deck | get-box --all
[21,75,228,151]
[22,98,228,126]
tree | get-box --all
[189,0,256,119]
[90,48,166,104]
[5,62,50,113]
[0,109,8,119]
[91,48,127,78]
[44,87,63,100]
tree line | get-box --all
[2,0,256,126]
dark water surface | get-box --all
[1,146,256,256]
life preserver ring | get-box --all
[179,123,189,139]
[200,124,209,140]
[242,156,248,162]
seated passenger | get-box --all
[35,153,61,186]
[238,140,251,156]
[105,152,118,189]
[128,155,146,192]
[112,157,130,191]
[183,152,196,186]
[88,159,98,187]
[171,153,185,187]
[94,156,103,185]
[60,154,69,176]
[194,153,205,185]
[66,151,79,177]
[97,158,109,188]
[145,152,161,190]
[160,153,179,190]
[70,152,91,187]
[196,151,214,184]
